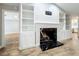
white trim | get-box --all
[19,45,36,50]
[34,21,60,24]
[2,9,6,47]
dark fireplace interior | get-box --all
[40,28,63,51]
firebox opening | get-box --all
[40,28,63,51]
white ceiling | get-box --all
[2,3,79,16]
[56,3,79,16]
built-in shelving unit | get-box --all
[22,4,34,31]
[59,10,66,30]
[19,3,35,49]
[66,15,71,30]
[59,10,71,30]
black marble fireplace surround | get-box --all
[40,28,63,51]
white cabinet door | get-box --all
[20,31,35,49]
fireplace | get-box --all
[40,28,63,51]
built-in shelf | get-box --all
[20,4,35,49]
[59,10,66,30]
[20,3,34,32]
[22,9,33,13]
[22,24,34,26]
[22,17,33,20]
[22,26,35,31]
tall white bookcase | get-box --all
[19,3,35,49]
[59,10,66,30]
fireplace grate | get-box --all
[40,28,63,51]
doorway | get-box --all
[4,10,19,49]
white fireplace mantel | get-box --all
[35,23,60,47]
[35,23,72,47]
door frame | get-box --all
[2,9,19,48]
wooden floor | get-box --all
[5,33,19,45]
[0,33,79,56]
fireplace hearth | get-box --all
[40,28,63,51]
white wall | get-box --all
[71,16,78,28]
[5,20,19,34]
[34,3,59,24]
[4,11,19,34]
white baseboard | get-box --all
[19,45,36,50]
[59,38,72,43]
